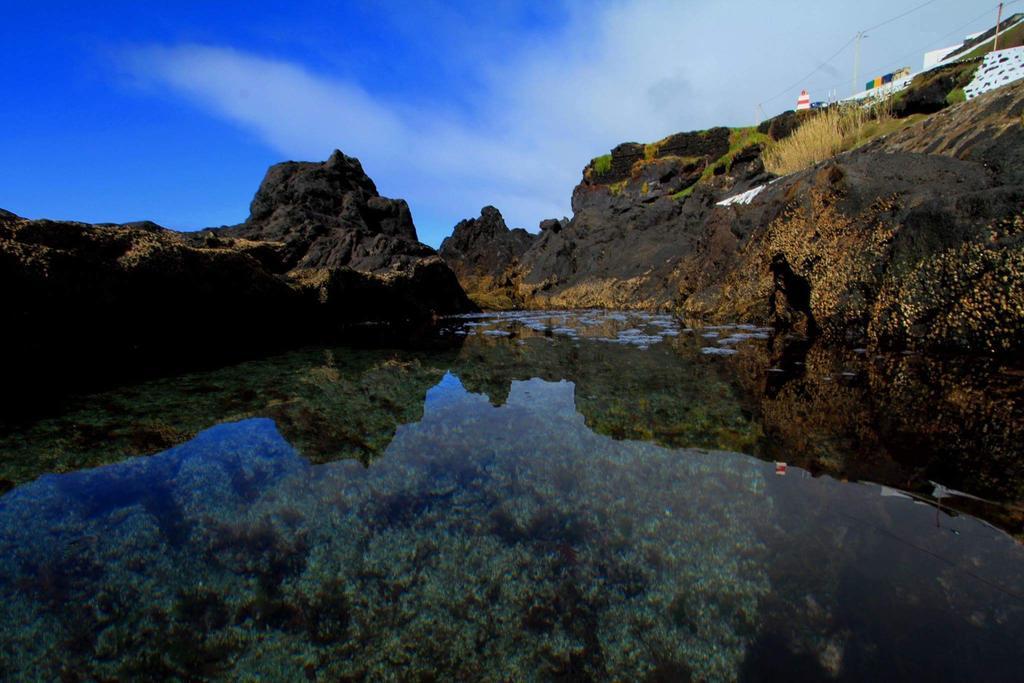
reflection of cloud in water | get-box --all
[1,371,1022,679]
[0,377,770,681]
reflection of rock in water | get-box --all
[452,328,763,454]
[267,352,450,464]
[0,345,458,484]
[721,340,1024,534]
[0,379,770,681]
[341,377,769,680]
[4,308,1020,538]
[745,466,1024,682]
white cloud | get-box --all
[124,0,976,246]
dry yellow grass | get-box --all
[763,104,891,176]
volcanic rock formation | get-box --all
[0,150,474,399]
[439,123,780,311]
[438,206,535,309]
[440,79,1024,353]
[217,150,435,272]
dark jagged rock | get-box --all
[439,206,534,277]
[440,124,772,310]
[866,78,1024,184]
[0,212,304,402]
[756,110,815,141]
[682,150,1018,349]
[438,206,535,309]
[655,127,731,159]
[588,143,645,184]
[439,80,1024,353]
[218,150,435,273]
[687,82,1024,348]
[0,150,474,401]
[538,218,566,234]
[216,149,474,323]
[682,106,1024,352]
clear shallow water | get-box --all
[0,310,1022,681]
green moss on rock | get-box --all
[592,154,613,175]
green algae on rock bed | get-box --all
[0,345,459,483]
[2,379,1023,680]
[2,309,1022,535]
[0,386,771,681]
[1,310,1023,680]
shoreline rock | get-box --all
[0,150,475,402]
[438,206,535,310]
[439,81,1024,353]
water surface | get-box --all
[1,310,1021,681]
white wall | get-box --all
[964,47,1024,99]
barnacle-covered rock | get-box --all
[438,81,1024,353]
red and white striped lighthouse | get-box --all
[796,90,811,110]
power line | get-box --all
[831,507,1024,603]
[757,0,1004,109]
[759,35,857,107]
[812,1,1015,103]
[874,3,1006,67]
[860,1,1012,74]
[861,0,943,33]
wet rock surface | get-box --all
[685,148,1024,352]
[703,81,1024,352]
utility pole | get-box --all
[994,2,1004,51]
[853,31,867,96]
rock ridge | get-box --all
[437,206,535,309]
[439,80,1024,353]
[1,150,475,401]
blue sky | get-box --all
[0,0,1007,246]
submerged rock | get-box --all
[2,364,1022,680]
[0,384,772,681]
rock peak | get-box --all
[223,150,428,271]
[326,149,361,170]
[439,205,536,307]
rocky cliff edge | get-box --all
[0,150,475,398]
[440,80,1024,353]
